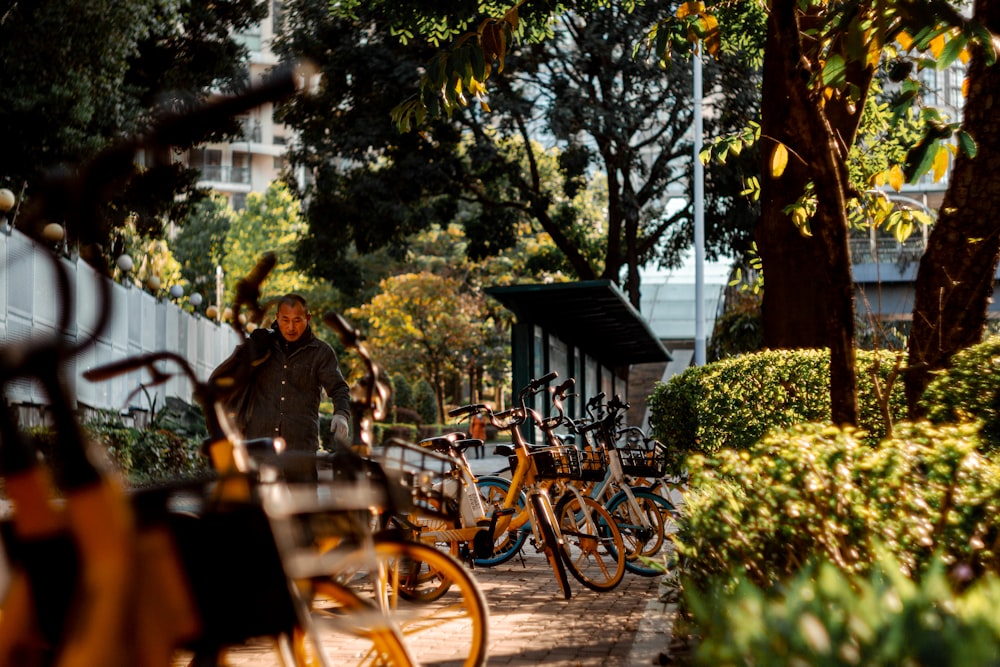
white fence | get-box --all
[1,228,242,422]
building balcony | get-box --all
[196,165,251,185]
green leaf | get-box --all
[957,130,978,158]
[903,138,939,182]
[937,34,967,70]
[820,54,847,89]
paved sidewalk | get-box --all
[172,448,675,665]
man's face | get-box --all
[277,302,310,342]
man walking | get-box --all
[211,293,351,482]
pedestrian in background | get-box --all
[210,293,351,482]
[469,411,487,459]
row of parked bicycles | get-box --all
[0,67,678,667]
[403,372,677,600]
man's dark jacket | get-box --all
[210,324,350,452]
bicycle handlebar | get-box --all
[447,404,488,419]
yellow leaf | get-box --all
[871,170,886,187]
[888,164,905,191]
[770,143,789,178]
[896,31,913,51]
[929,33,946,58]
[676,2,705,19]
[959,45,971,64]
[963,77,969,98]
[932,145,949,182]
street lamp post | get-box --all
[693,46,706,366]
[215,265,224,323]
[0,187,16,234]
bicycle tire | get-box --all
[554,493,626,592]
[330,537,490,667]
[529,493,572,600]
[473,476,529,566]
[300,579,415,666]
[604,488,677,577]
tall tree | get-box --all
[349,272,487,424]
[278,0,760,307]
[0,0,267,245]
[906,0,1000,414]
[172,195,234,312]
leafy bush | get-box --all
[648,348,908,477]
[921,335,1000,452]
[83,409,209,486]
[413,378,438,424]
[687,553,1000,666]
[374,422,418,444]
[674,421,1000,592]
[393,374,415,419]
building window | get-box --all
[232,152,251,184]
[234,28,261,53]
[190,148,223,182]
[272,0,284,30]
[273,155,285,170]
[232,193,247,211]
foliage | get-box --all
[921,335,1000,453]
[277,0,760,307]
[173,194,234,314]
[648,348,908,476]
[220,180,344,341]
[675,421,1000,593]
[349,272,491,423]
[0,0,267,240]
[392,374,415,418]
[107,213,187,299]
[706,290,763,362]
[687,553,1000,666]
[413,378,439,425]
[80,408,209,487]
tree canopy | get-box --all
[277,0,761,306]
[0,0,267,247]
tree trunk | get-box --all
[757,1,870,426]
[905,0,1000,416]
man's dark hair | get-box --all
[278,293,308,311]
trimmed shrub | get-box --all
[674,421,1000,592]
[414,378,438,424]
[648,348,908,477]
[687,554,1000,666]
[921,335,1000,452]
[393,375,415,419]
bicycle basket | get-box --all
[519,445,582,480]
[616,439,668,478]
[377,438,461,520]
[577,446,608,482]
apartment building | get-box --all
[185,2,290,209]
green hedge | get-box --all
[687,553,1000,666]
[674,421,1000,592]
[921,335,1000,452]
[648,348,908,478]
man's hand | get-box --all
[247,328,272,366]
[331,413,350,444]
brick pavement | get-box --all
[171,450,676,665]
[173,549,670,666]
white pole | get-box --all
[693,46,706,366]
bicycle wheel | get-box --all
[554,493,626,592]
[473,476,529,566]
[529,492,572,600]
[300,579,414,666]
[334,537,490,667]
[605,488,677,577]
